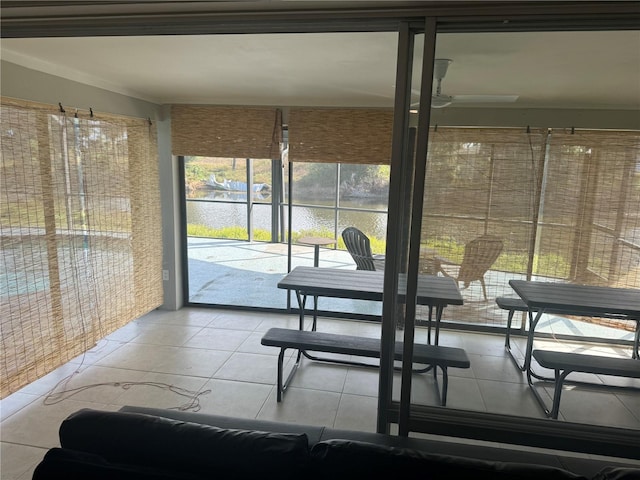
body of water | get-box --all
[186,191,389,240]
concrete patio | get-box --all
[186,238,637,345]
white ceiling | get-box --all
[2,29,639,110]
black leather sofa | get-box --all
[32,405,640,479]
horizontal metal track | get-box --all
[387,402,640,460]
[2,2,639,38]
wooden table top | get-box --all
[278,266,463,307]
[509,280,640,318]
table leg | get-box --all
[294,290,308,364]
[312,295,318,331]
[434,305,444,346]
[524,308,558,416]
[295,290,307,330]
[523,308,543,376]
[505,309,527,371]
[313,245,320,267]
[309,246,321,329]
[424,305,443,345]
[294,291,318,332]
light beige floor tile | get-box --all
[0,442,47,480]
[237,330,284,355]
[129,324,203,346]
[213,352,280,384]
[439,358,476,379]
[154,347,232,378]
[392,371,441,406]
[208,311,264,330]
[257,387,341,426]
[312,318,367,336]
[431,330,466,349]
[255,314,304,332]
[287,361,348,393]
[184,327,252,351]
[595,374,640,389]
[462,332,515,357]
[137,308,215,327]
[17,362,83,397]
[68,337,129,366]
[334,393,378,432]
[112,371,210,411]
[97,343,231,378]
[4,307,638,462]
[467,352,528,384]
[0,399,118,449]
[435,376,485,412]
[196,379,273,418]
[343,368,379,397]
[96,342,182,371]
[547,385,640,428]
[102,321,149,342]
[41,365,148,404]
[1,391,39,421]
[477,378,548,418]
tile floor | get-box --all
[2,307,639,479]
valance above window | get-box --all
[171,105,282,159]
[288,108,393,164]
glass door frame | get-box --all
[377,18,438,435]
[378,15,640,457]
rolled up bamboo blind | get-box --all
[288,108,393,164]
[171,105,282,159]
[1,97,163,398]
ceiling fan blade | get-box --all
[412,94,518,109]
[451,95,519,103]
[431,95,453,108]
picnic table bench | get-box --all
[496,295,640,365]
[532,349,640,419]
[261,327,470,405]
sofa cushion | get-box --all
[59,409,310,479]
[592,467,640,480]
[32,448,202,480]
[120,405,327,445]
[310,439,588,480]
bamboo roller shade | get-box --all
[171,105,282,159]
[1,97,163,398]
[288,108,393,164]
[420,126,639,330]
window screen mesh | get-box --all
[1,98,163,398]
[419,127,639,331]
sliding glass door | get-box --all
[183,155,288,309]
[384,20,640,439]
[180,32,399,312]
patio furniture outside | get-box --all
[508,279,640,415]
[437,234,504,301]
[342,227,386,271]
